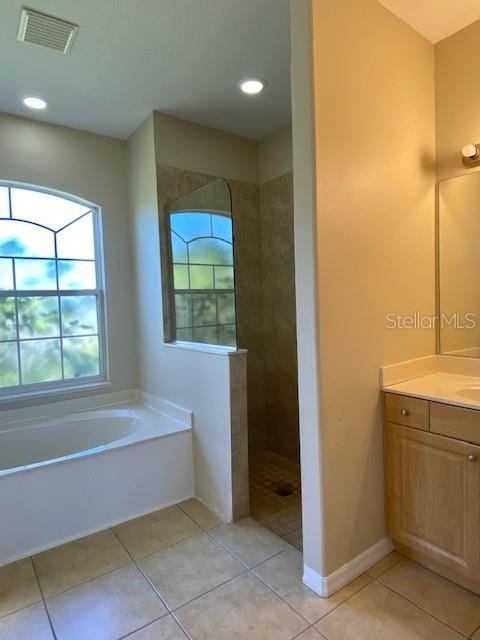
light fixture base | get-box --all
[462,143,480,167]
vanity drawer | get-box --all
[384,393,429,430]
[430,402,480,446]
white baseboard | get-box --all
[303,536,394,597]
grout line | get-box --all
[171,610,194,640]
[30,556,133,601]
[109,528,171,613]
[118,614,189,640]
[30,557,58,640]
[170,569,249,614]
[377,578,471,638]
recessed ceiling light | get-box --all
[23,96,47,110]
[239,79,265,95]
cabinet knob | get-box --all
[467,454,478,463]
[400,409,409,417]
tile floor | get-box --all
[1,498,480,639]
[249,449,302,550]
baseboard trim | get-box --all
[303,536,394,597]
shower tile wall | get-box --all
[260,172,299,462]
[156,165,268,454]
[228,180,268,454]
[156,165,298,462]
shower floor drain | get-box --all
[273,482,296,497]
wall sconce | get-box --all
[462,143,480,167]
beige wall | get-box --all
[436,19,480,182]
[290,0,326,578]
[258,127,293,183]
[154,112,258,183]
[0,112,137,398]
[294,0,436,578]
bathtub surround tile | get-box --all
[209,517,288,568]
[175,572,308,640]
[0,603,54,640]
[46,564,166,640]
[177,498,222,530]
[366,551,402,579]
[127,615,187,639]
[33,529,131,597]
[112,506,201,559]
[0,557,42,618]
[378,558,480,636]
[253,548,371,623]
[315,581,463,640]
[138,533,244,610]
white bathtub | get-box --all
[0,392,194,566]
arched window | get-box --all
[169,211,236,347]
[0,183,105,395]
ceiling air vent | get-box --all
[17,8,78,53]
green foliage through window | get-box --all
[170,211,237,347]
[0,184,104,392]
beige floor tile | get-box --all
[33,529,131,597]
[176,572,308,640]
[379,558,480,636]
[209,517,287,568]
[0,558,42,618]
[254,548,371,623]
[128,615,187,639]
[472,626,480,640]
[138,533,244,609]
[315,581,463,640]
[295,629,325,639]
[0,603,53,640]
[178,498,222,530]
[366,551,402,578]
[46,564,166,640]
[113,506,201,559]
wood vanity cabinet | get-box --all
[384,393,480,594]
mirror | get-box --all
[166,179,237,347]
[438,173,480,357]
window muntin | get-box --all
[0,184,105,394]
[170,211,237,347]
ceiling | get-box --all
[0,0,291,141]
[378,0,480,43]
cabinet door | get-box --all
[386,422,480,581]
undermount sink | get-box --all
[455,387,480,401]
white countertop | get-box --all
[384,371,480,410]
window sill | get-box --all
[0,380,113,409]
[164,341,248,357]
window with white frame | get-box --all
[0,184,106,395]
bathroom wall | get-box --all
[436,18,480,182]
[258,128,299,462]
[127,114,250,521]
[0,112,137,399]
[291,0,436,581]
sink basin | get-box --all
[455,387,480,401]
